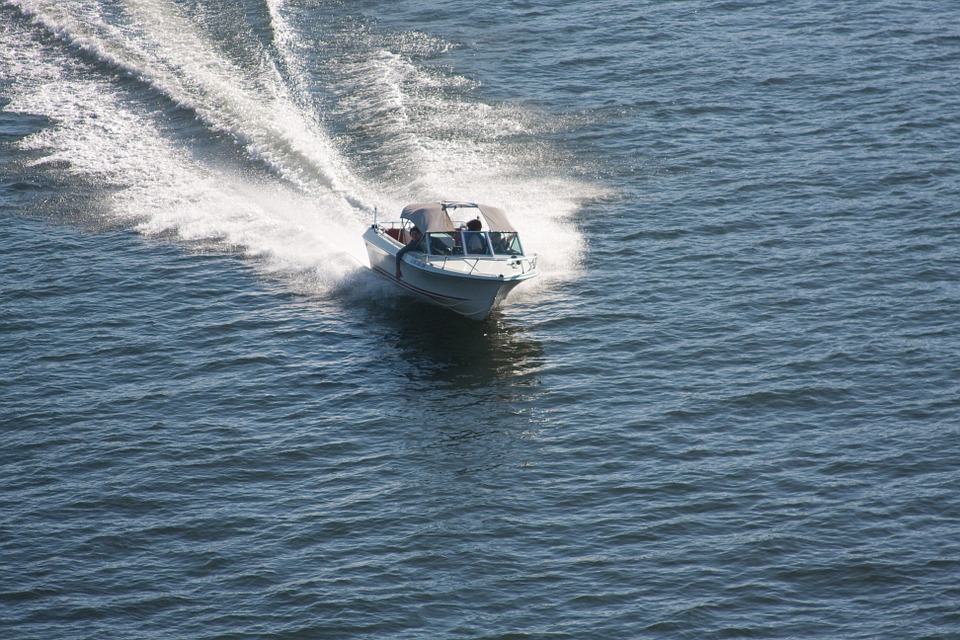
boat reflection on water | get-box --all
[384,301,545,392]
[382,302,548,477]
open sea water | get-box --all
[3,1,959,638]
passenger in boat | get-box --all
[395,226,423,280]
[464,218,488,254]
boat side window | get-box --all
[426,232,463,256]
[491,232,523,255]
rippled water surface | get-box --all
[3,1,960,638]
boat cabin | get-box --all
[388,201,528,257]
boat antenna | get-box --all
[373,206,378,227]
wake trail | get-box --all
[3,0,606,307]
[6,0,375,214]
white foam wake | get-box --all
[4,0,373,295]
[3,0,606,304]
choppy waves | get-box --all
[3,1,960,638]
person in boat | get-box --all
[463,218,488,254]
[395,226,423,280]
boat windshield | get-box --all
[424,231,525,257]
[425,232,463,256]
[491,232,524,255]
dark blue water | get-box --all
[3,1,960,638]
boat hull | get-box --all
[362,226,536,320]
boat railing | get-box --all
[426,253,538,276]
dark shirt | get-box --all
[464,231,488,254]
[396,236,423,278]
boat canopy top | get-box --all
[400,201,517,233]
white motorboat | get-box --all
[362,201,539,320]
